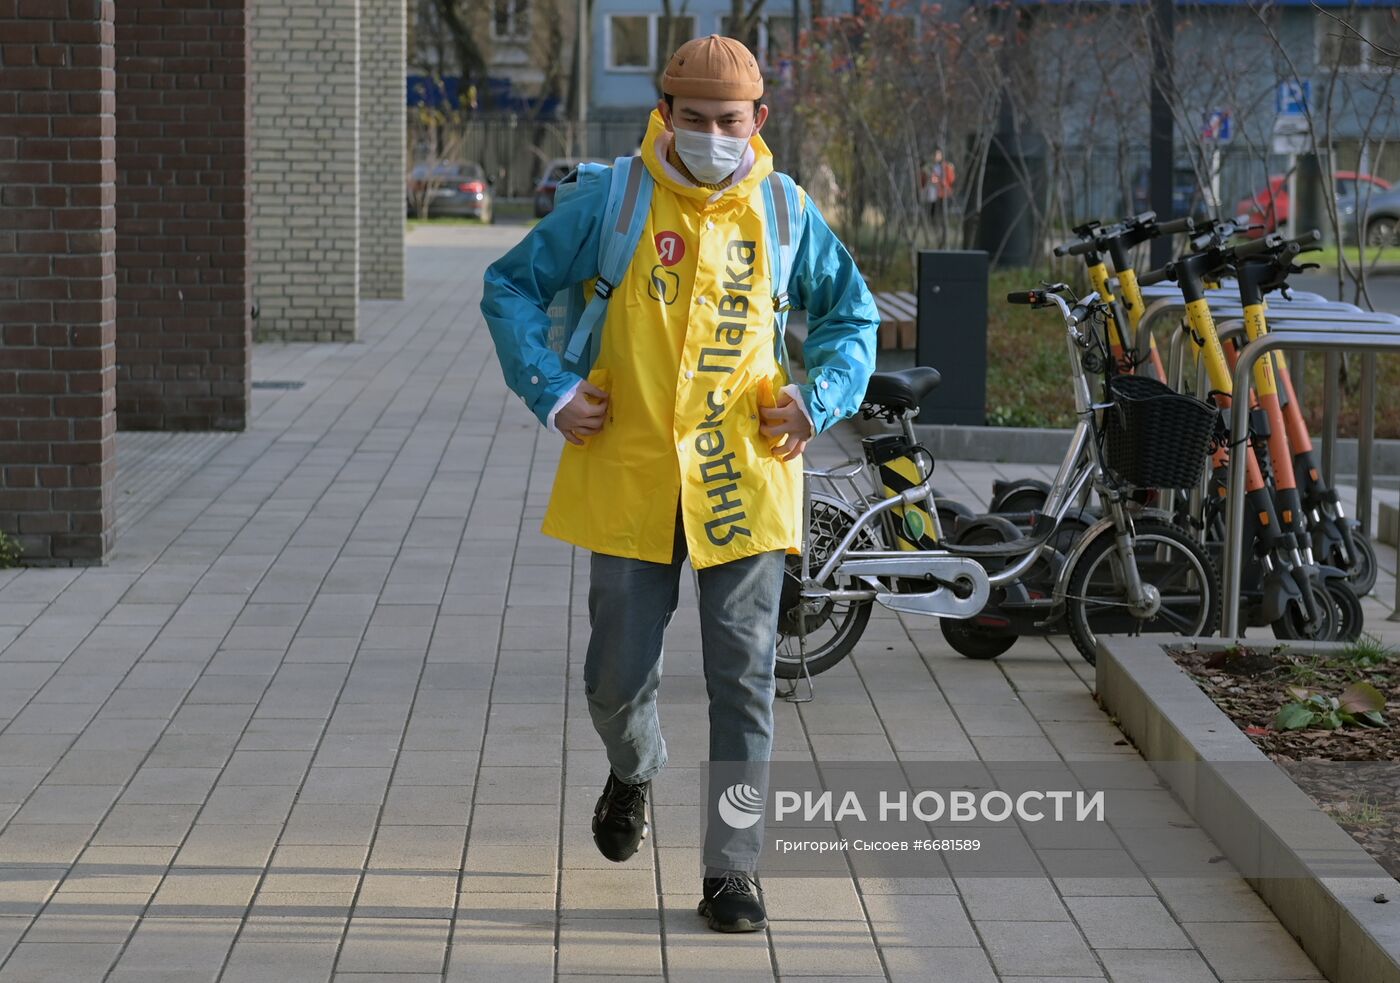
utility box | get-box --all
[915,250,989,425]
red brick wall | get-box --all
[0,0,118,565]
[114,0,251,430]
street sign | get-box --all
[1276,79,1310,116]
[1271,113,1312,155]
[1202,109,1232,144]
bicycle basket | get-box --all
[1101,375,1218,489]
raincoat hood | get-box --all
[641,108,774,203]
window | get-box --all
[1318,10,1400,71]
[608,15,651,70]
[493,0,529,40]
[655,16,697,71]
[765,16,794,67]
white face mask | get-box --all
[672,126,751,184]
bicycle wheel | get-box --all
[775,495,875,680]
[1065,521,1220,666]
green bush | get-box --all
[0,531,21,569]
[984,269,1078,429]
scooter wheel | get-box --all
[941,619,1017,660]
[1271,581,1340,643]
[1344,530,1378,598]
[1326,578,1365,642]
[990,479,1050,516]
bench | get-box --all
[873,291,917,350]
[782,292,917,366]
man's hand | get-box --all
[758,391,814,462]
[556,380,609,446]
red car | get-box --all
[1235,171,1391,237]
[533,157,608,218]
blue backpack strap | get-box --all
[562,155,653,369]
[761,172,805,368]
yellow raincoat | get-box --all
[540,111,803,568]
[481,110,878,571]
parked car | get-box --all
[1234,171,1392,241]
[533,157,608,218]
[1126,165,1210,223]
[406,162,494,222]
[1354,183,1400,247]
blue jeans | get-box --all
[584,507,785,873]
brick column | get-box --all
[359,0,404,300]
[250,0,359,341]
[0,0,117,566]
[115,0,252,431]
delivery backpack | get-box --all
[546,155,806,376]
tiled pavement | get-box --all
[0,223,1396,982]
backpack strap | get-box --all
[562,155,653,369]
[761,171,805,369]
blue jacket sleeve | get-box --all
[479,179,607,426]
[787,195,879,435]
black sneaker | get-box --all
[591,771,649,862]
[698,871,767,932]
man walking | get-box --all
[481,35,877,932]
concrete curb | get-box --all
[1095,635,1400,983]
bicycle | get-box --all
[773,286,1221,687]
[988,212,1195,517]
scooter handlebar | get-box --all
[1155,216,1195,235]
[1054,239,1098,258]
[1231,234,1283,260]
[1138,264,1174,287]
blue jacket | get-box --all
[480,176,879,436]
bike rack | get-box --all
[1146,291,1399,524]
[1213,316,1400,541]
[1220,323,1400,636]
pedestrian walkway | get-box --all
[0,223,1390,981]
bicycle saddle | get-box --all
[862,367,941,410]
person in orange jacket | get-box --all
[921,147,956,242]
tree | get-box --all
[729,0,765,50]
[406,76,470,219]
[429,0,488,97]
[794,0,1004,281]
[1251,2,1400,308]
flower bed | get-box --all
[1169,638,1400,882]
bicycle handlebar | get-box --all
[1007,290,1050,305]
